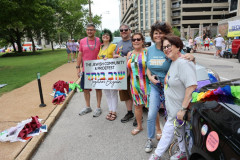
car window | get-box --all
[112,37,122,44]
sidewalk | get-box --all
[195,47,215,55]
[0,62,78,160]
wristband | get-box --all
[181,106,188,111]
[76,66,80,69]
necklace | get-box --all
[87,37,96,51]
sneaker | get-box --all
[79,107,92,116]
[133,117,143,127]
[121,112,134,123]
[149,154,161,160]
[145,139,153,153]
[93,108,102,117]
[170,151,187,160]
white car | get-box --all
[35,45,43,50]
[54,45,66,49]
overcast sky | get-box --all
[91,0,120,32]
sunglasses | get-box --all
[132,38,142,42]
[120,29,129,32]
[163,44,172,51]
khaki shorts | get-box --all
[216,46,222,51]
[119,76,132,101]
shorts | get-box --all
[80,72,85,90]
[72,51,77,53]
[67,49,71,54]
[216,46,222,51]
[119,76,132,101]
[204,44,209,47]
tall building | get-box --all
[120,0,240,37]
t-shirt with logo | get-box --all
[164,58,197,122]
[114,39,133,57]
[146,44,171,88]
[79,37,101,71]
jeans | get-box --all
[147,85,163,139]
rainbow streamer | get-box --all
[192,85,240,103]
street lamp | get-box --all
[100,11,110,31]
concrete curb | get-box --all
[15,79,80,160]
[195,51,214,55]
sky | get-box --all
[91,0,120,32]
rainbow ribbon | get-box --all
[192,85,240,103]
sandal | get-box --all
[106,112,112,120]
[109,113,117,121]
[131,128,143,135]
[156,133,162,141]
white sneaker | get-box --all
[79,107,92,116]
[145,139,153,153]
[93,108,102,117]
[170,151,187,160]
[149,154,161,160]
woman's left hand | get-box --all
[181,53,195,62]
[177,110,186,121]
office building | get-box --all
[120,0,240,38]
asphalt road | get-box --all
[32,90,166,160]
[32,53,240,160]
[193,53,240,81]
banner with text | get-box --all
[84,57,127,90]
[228,20,240,37]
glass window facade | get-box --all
[145,0,149,29]
[156,0,159,21]
[140,0,143,31]
[150,0,154,25]
[162,0,165,22]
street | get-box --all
[31,53,240,160]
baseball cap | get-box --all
[218,34,221,37]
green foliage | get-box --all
[0,0,94,52]
[172,27,181,37]
[113,30,120,37]
[0,50,67,96]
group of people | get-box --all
[66,39,79,63]
[75,22,197,160]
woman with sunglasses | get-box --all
[127,33,150,135]
[145,21,195,153]
[97,29,118,121]
[149,35,197,160]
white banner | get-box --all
[84,57,127,90]
[228,20,240,37]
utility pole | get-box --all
[88,0,92,23]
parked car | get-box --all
[53,45,66,49]
[112,37,122,44]
[189,78,240,160]
[145,37,154,47]
[231,37,240,62]
[181,38,191,53]
[35,45,43,50]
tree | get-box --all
[113,30,120,37]
[172,27,181,37]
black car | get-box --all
[189,79,240,160]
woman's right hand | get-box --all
[149,75,160,85]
